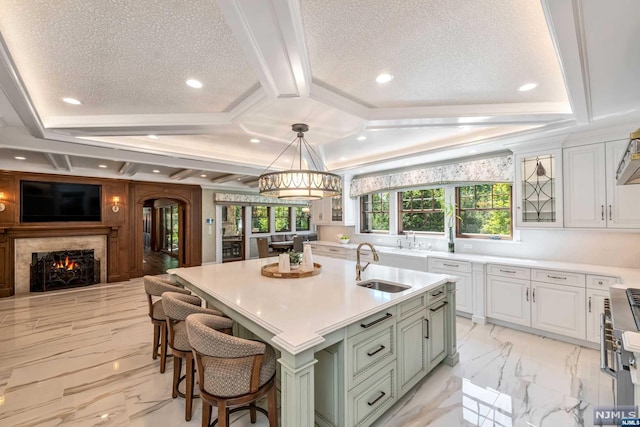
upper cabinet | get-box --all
[564,140,640,228]
[514,149,563,228]
[311,178,356,226]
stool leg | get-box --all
[202,400,211,427]
[160,323,168,373]
[267,384,278,427]
[250,402,257,423]
[185,353,194,421]
[152,323,160,360]
[172,355,181,398]
[218,401,228,427]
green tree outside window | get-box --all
[274,206,291,232]
[399,188,445,233]
[251,206,270,233]
[457,183,512,238]
[360,192,390,233]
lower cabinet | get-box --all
[347,361,397,427]
[586,288,612,344]
[486,275,531,327]
[531,281,585,339]
[429,258,472,314]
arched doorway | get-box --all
[142,198,182,275]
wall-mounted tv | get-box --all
[21,181,102,223]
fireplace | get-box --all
[30,249,101,292]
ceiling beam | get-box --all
[169,169,197,180]
[43,153,72,171]
[541,0,591,124]
[218,0,311,98]
[210,173,246,184]
[118,161,141,176]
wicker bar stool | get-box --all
[186,313,278,427]
[143,275,191,373]
[162,292,233,421]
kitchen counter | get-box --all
[311,240,640,284]
[169,257,458,427]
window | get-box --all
[295,206,310,231]
[160,204,179,256]
[399,188,445,233]
[457,184,512,238]
[251,206,270,233]
[360,192,390,233]
[274,206,291,232]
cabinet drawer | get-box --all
[398,293,426,320]
[531,269,585,288]
[347,361,397,427]
[426,285,447,305]
[429,258,471,273]
[346,321,395,388]
[347,306,397,337]
[486,264,530,280]
[586,274,618,290]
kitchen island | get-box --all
[169,256,458,427]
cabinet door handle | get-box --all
[588,297,592,313]
[547,275,567,280]
[601,205,605,221]
[430,301,448,312]
[425,318,429,339]
[443,263,459,268]
[431,290,444,297]
[500,269,517,274]
[609,205,612,221]
[367,391,386,406]
[598,281,604,285]
[360,313,393,329]
[526,288,529,302]
[366,345,386,357]
[532,288,536,303]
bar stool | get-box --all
[143,275,191,373]
[162,292,233,421]
[186,313,278,427]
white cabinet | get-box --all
[428,258,472,314]
[530,280,585,339]
[586,289,609,344]
[486,275,531,327]
[311,180,356,226]
[306,243,351,260]
[564,140,640,228]
[378,252,427,272]
[514,149,563,228]
[426,299,447,367]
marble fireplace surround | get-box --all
[15,236,107,294]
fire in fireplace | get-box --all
[30,249,100,292]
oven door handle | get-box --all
[600,312,617,378]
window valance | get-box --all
[350,154,513,197]
[214,192,308,206]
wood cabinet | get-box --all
[514,149,563,228]
[564,140,640,228]
[428,258,472,314]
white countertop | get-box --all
[169,256,451,355]
[309,240,640,284]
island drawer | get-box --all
[347,361,397,427]
[486,264,530,280]
[586,274,618,290]
[429,258,471,273]
[346,319,396,388]
[347,306,397,338]
[427,285,447,305]
[398,294,426,320]
[531,269,585,288]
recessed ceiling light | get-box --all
[250,138,260,143]
[15,156,26,160]
[357,136,367,141]
[237,178,242,181]
[518,82,537,92]
[98,164,107,168]
[376,73,394,84]
[62,97,81,105]
[186,79,203,89]
[147,134,159,140]
[152,169,160,173]
[200,174,207,178]
[469,149,478,154]
[339,157,346,161]
[359,169,365,173]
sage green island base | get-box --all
[170,257,458,427]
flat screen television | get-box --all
[21,181,102,222]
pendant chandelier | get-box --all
[258,123,342,200]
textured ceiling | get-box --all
[301,0,568,108]
[0,0,258,117]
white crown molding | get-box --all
[228,87,269,122]
[43,112,233,130]
[541,0,591,125]
[217,0,311,99]
[367,102,572,120]
[308,82,370,119]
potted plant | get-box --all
[443,202,461,253]
[288,250,303,269]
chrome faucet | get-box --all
[356,242,379,281]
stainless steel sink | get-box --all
[357,279,411,293]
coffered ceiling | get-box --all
[0,0,638,189]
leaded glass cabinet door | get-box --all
[514,150,563,228]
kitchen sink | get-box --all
[357,279,411,293]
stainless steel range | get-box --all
[601,287,638,406]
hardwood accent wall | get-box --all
[0,171,202,297]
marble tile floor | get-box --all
[0,278,614,427]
